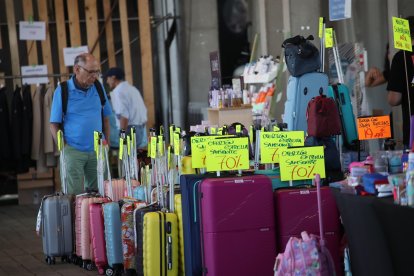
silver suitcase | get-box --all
[38,130,74,264]
[40,194,74,264]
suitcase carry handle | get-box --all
[193,180,202,222]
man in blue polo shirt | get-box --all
[50,53,112,195]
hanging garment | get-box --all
[43,85,58,167]
[31,85,44,160]
[31,84,48,172]
[21,85,33,158]
[0,86,11,170]
[11,85,23,171]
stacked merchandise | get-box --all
[37,119,346,275]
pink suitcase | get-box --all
[80,197,110,270]
[274,186,342,275]
[104,179,125,202]
[75,194,92,262]
[104,179,140,201]
[89,203,108,275]
[199,175,276,276]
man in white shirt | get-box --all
[105,67,148,148]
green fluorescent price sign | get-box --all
[205,137,249,172]
[279,146,325,181]
[260,131,304,163]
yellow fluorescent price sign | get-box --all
[150,137,157,158]
[173,133,180,155]
[205,137,249,172]
[325,28,333,48]
[279,146,325,181]
[260,131,304,164]
[319,17,323,38]
[191,136,210,169]
[191,135,236,168]
[392,17,412,52]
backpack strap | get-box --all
[93,80,106,107]
[61,81,68,116]
[93,80,106,133]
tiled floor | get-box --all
[0,203,97,276]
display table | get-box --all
[207,106,252,128]
[331,188,414,276]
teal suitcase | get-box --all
[327,84,358,148]
[255,168,312,190]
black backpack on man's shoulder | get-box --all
[60,80,106,131]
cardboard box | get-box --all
[17,168,54,180]
[18,179,54,205]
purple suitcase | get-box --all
[199,175,276,276]
[274,186,342,275]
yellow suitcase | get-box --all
[143,211,178,276]
[174,194,185,276]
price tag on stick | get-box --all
[392,17,412,52]
[279,146,325,181]
[205,137,249,172]
[260,131,304,163]
[357,115,392,140]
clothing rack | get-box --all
[0,73,71,79]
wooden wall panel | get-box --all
[22,0,38,66]
[54,0,69,80]
[5,0,20,87]
[85,0,100,63]
[103,0,116,68]
[119,0,132,83]
[67,0,81,47]
[138,0,155,128]
[38,0,54,84]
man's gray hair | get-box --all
[74,53,88,66]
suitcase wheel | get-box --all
[105,268,114,276]
[82,260,92,270]
[86,262,94,271]
[45,256,55,265]
[61,255,71,263]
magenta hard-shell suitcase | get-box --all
[199,175,276,276]
[89,203,108,275]
[274,186,342,275]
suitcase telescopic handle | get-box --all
[315,173,325,246]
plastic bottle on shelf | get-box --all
[407,152,414,171]
[405,152,414,182]
[406,171,414,207]
[218,94,222,108]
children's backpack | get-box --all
[274,174,336,276]
[274,231,334,276]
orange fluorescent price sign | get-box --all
[357,115,391,140]
[279,146,325,181]
[205,137,249,172]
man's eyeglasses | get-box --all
[78,65,101,76]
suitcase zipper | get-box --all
[158,212,163,276]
